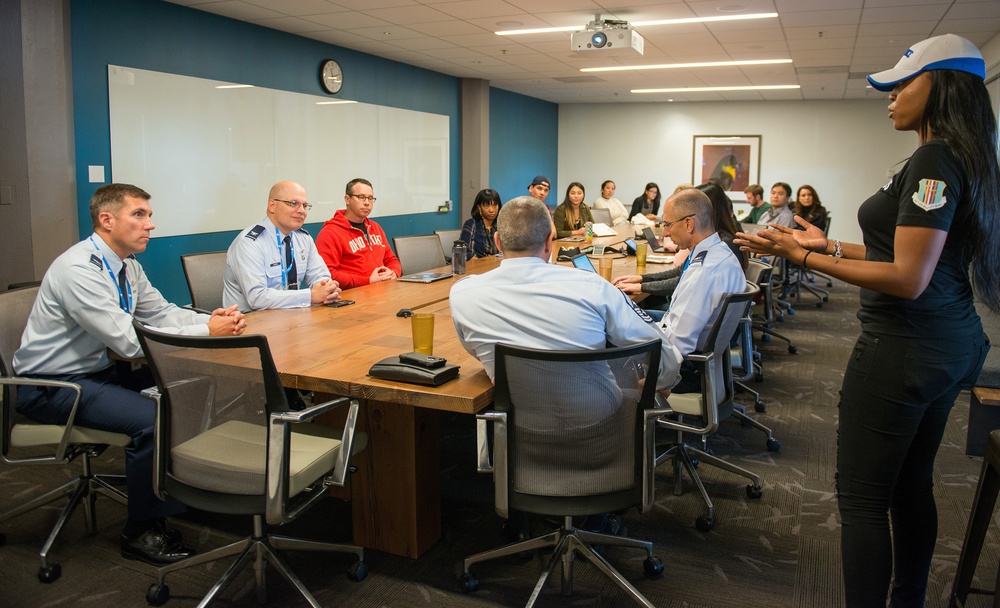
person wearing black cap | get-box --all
[527,175,550,204]
[736,33,999,607]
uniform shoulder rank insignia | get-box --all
[624,293,654,323]
[692,251,708,266]
[89,254,103,271]
[295,227,310,236]
[245,224,266,240]
[911,179,947,211]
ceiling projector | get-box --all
[571,17,644,55]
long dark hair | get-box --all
[561,182,586,207]
[793,185,826,217]
[697,182,747,268]
[923,71,1000,311]
[643,182,661,206]
[470,188,502,220]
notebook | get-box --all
[591,222,617,237]
[397,271,454,283]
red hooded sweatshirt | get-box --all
[316,209,402,289]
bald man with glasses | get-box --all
[223,180,341,312]
[316,177,403,289]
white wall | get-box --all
[559,100,918,245]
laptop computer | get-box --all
[397,271,454,283]
[641,227,665,253]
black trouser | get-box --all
[837,330,989,607]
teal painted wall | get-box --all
[488,87,558,208]
[71,0,461,303]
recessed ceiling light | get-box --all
[718,5,748,12]
[747,44,765,50]
[382,31,391,36]
[496,20,522,28]
[582,59,792,73]
[215,84,254,89]
[632,84,801,94]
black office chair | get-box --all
[133,322,367,607]
[179,251,227,313]
[0,286,129,583]
[656,282,767,532]
[747,258,797,354]
[460,340,666,608]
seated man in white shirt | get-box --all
[449,195,682,544]
[223,180,341,312]
[13,183,247,566]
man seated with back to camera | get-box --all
[449,195,683,546]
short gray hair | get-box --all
[669,188,713,232]
[497,196,552,254]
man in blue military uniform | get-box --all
[223,180,341,312]
[14,183,247,565]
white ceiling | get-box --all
[164,0,1000,104]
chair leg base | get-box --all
[461,517,658,608]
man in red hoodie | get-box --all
[316,178,403,289]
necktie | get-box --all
[117,263,130,312]
[284,235,298,290]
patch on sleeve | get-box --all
[89,254,103,271]
[245,224,266,240]
[690,251,708,266]
[623,292,654,323]
[911,179,947,211]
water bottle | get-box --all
[451,240,467,274]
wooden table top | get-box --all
[243,241,670,416]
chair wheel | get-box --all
[762,334,771,343]
[746,485,763,499]
[38,563,61,583]
[643,555,664,577]
[459,572,478,593]
[767,438,781,452]
[788,346,798,354]
[146,582,169,606]
[695,516,714,532]
[754,401,767,413]
[348,560,368,582]
[815,302,823,308]
[823,296,829,301]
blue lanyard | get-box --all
[275,228,294,288]
[89,237,132,313]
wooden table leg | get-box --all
[347,398,441,559]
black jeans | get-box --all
[837,330,989,607]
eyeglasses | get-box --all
[662,214,694,230]
[273,198,313,211]
[349,194,377,203]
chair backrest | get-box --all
[745,258,772,287]
[434,229,462,262]
[0,286,39,445]
[393,235,447,276]
[134,323,288,514]
[700,282,759,408]
[180,251,227,312]
[590,207,613,226]
[492,339,661,517]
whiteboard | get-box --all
[108,65,450,238]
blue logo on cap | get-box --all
[904,49,914,58]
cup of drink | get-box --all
[635,241,648,267]
[599,256,614,282]
[411,313,435,355]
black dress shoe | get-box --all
[121,527,195,566]
[153,518,183,543]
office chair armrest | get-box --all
[271,395,354,424]
[272,396,360,484]
[653,350,720,436]
[475,411,508,518]
[641,408,663,513]
[181,304,214,315]
[1,376,83,462]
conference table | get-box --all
[243,225,670,558]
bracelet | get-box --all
[802,250,813,268]
[833,240,843,258]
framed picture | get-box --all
[692,135,761,200]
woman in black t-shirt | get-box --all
[737,34,999,607]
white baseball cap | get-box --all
[867,34,985,92]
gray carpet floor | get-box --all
[1,280,996,607]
